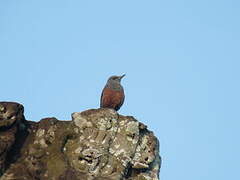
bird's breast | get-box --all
[100,87,125,110]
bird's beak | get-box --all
[119,74,126,80]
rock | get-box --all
[0,102,161,180]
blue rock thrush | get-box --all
[100,74,125,111]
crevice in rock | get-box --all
[4,122,30,172]
[61,134,75,153]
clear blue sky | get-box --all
[1,1,239,179]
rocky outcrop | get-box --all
[0,102,161,180]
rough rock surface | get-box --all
[0,102,161,180]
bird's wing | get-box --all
[115,90,125,111]
[100,86,111,108]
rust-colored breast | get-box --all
[100,87,125,111]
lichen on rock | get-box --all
[0,102,161,180]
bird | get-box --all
[100,74,125,111]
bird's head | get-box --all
[108,74,125,83]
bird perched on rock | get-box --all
[100,74,125,111]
